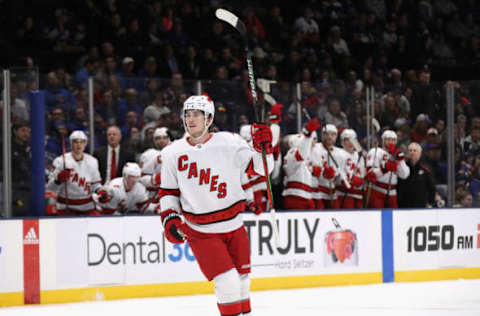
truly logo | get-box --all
[23,227,39,245]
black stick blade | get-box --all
[215,8,247,38]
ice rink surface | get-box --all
[2,279,480,316]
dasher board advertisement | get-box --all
[41,211,382,290]
[248,211,382,278]
[393,209,480,271]
[40,216,205,291]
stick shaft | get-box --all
[62,135,69,213]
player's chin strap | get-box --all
[184,117,212,142]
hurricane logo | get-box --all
[324,218,358,266]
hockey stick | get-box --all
[216,8,280,247]
[62,135,70,214]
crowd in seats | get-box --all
[3,0,480,215]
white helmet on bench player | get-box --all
[341,129,357,142]
[382,130,397,142]
[69,130,88,144]
[122,162,141,178]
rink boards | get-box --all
[0,208,479,306]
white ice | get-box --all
[2,279,480,316]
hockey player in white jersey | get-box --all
[139,127,172,203]
[282,117,321,209]
[337,129,365,209]
[159,94,273,316]
[97,162,153,214]
[366,130,410,208]
[311,124,341,209]
[239,123,268,213]
[268,103,283,183]
[47,130,105,215]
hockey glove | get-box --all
[55,169,72,184]
[382,160,398,173]
[387,145,404,160]
[312,165,322,177]
[365,171,377,183]
[97,189,110,203]
[350,175,363,187]
[322,162,336,179]
[247,201,263,215]
[303,117,321,137]
[161,209,186,244]
[251,123,273,154]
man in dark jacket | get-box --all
[11,121,32,216]
[93,125,135,184]
[398,142,436,208]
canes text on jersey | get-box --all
[178,155,227,198]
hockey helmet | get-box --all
[153,127,172,140]
[381,130,397,141]
[69,130,88,144]
[122,162,141,178]
[182,95,215,125]
[322,124,338,135]
[341,129,357,142]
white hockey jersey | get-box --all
[270,123,282,182]
[139,148,162,198]
[282,133,316,200]
[366,147,410,195]
[311,143,343,199]
[160,132,273,233]
[98,177,152,214]
[47,153,102,212]
[336,150,365,199]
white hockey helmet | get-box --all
[153,127,171,139]
[382,130,397,141]
[322,124,338,135]
[239,124,252,142]
[69,130,88,144]
[341,129,357,142]
[182,95,215,124]
[122,162,141,178]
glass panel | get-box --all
[9,67,39,217]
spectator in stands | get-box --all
[118,88,142,126]
[463,127,480,155]
[0,84,29,123]
[75,58,96,87]
[12,122,32,216]
[455,192,473,208]
[138,78,160,107]
[398,142,436,208]
[143,91,171,124]
[123,127,142,161]
[409,113,429,144]
[94,125,135,184]
[121,111,140,139]
[138,56,160,81]
[44,71,75,110]
[67,106,88,133]
[324,98,348,129]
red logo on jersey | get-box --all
[178,155,227,198]
[70,172,91,194]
